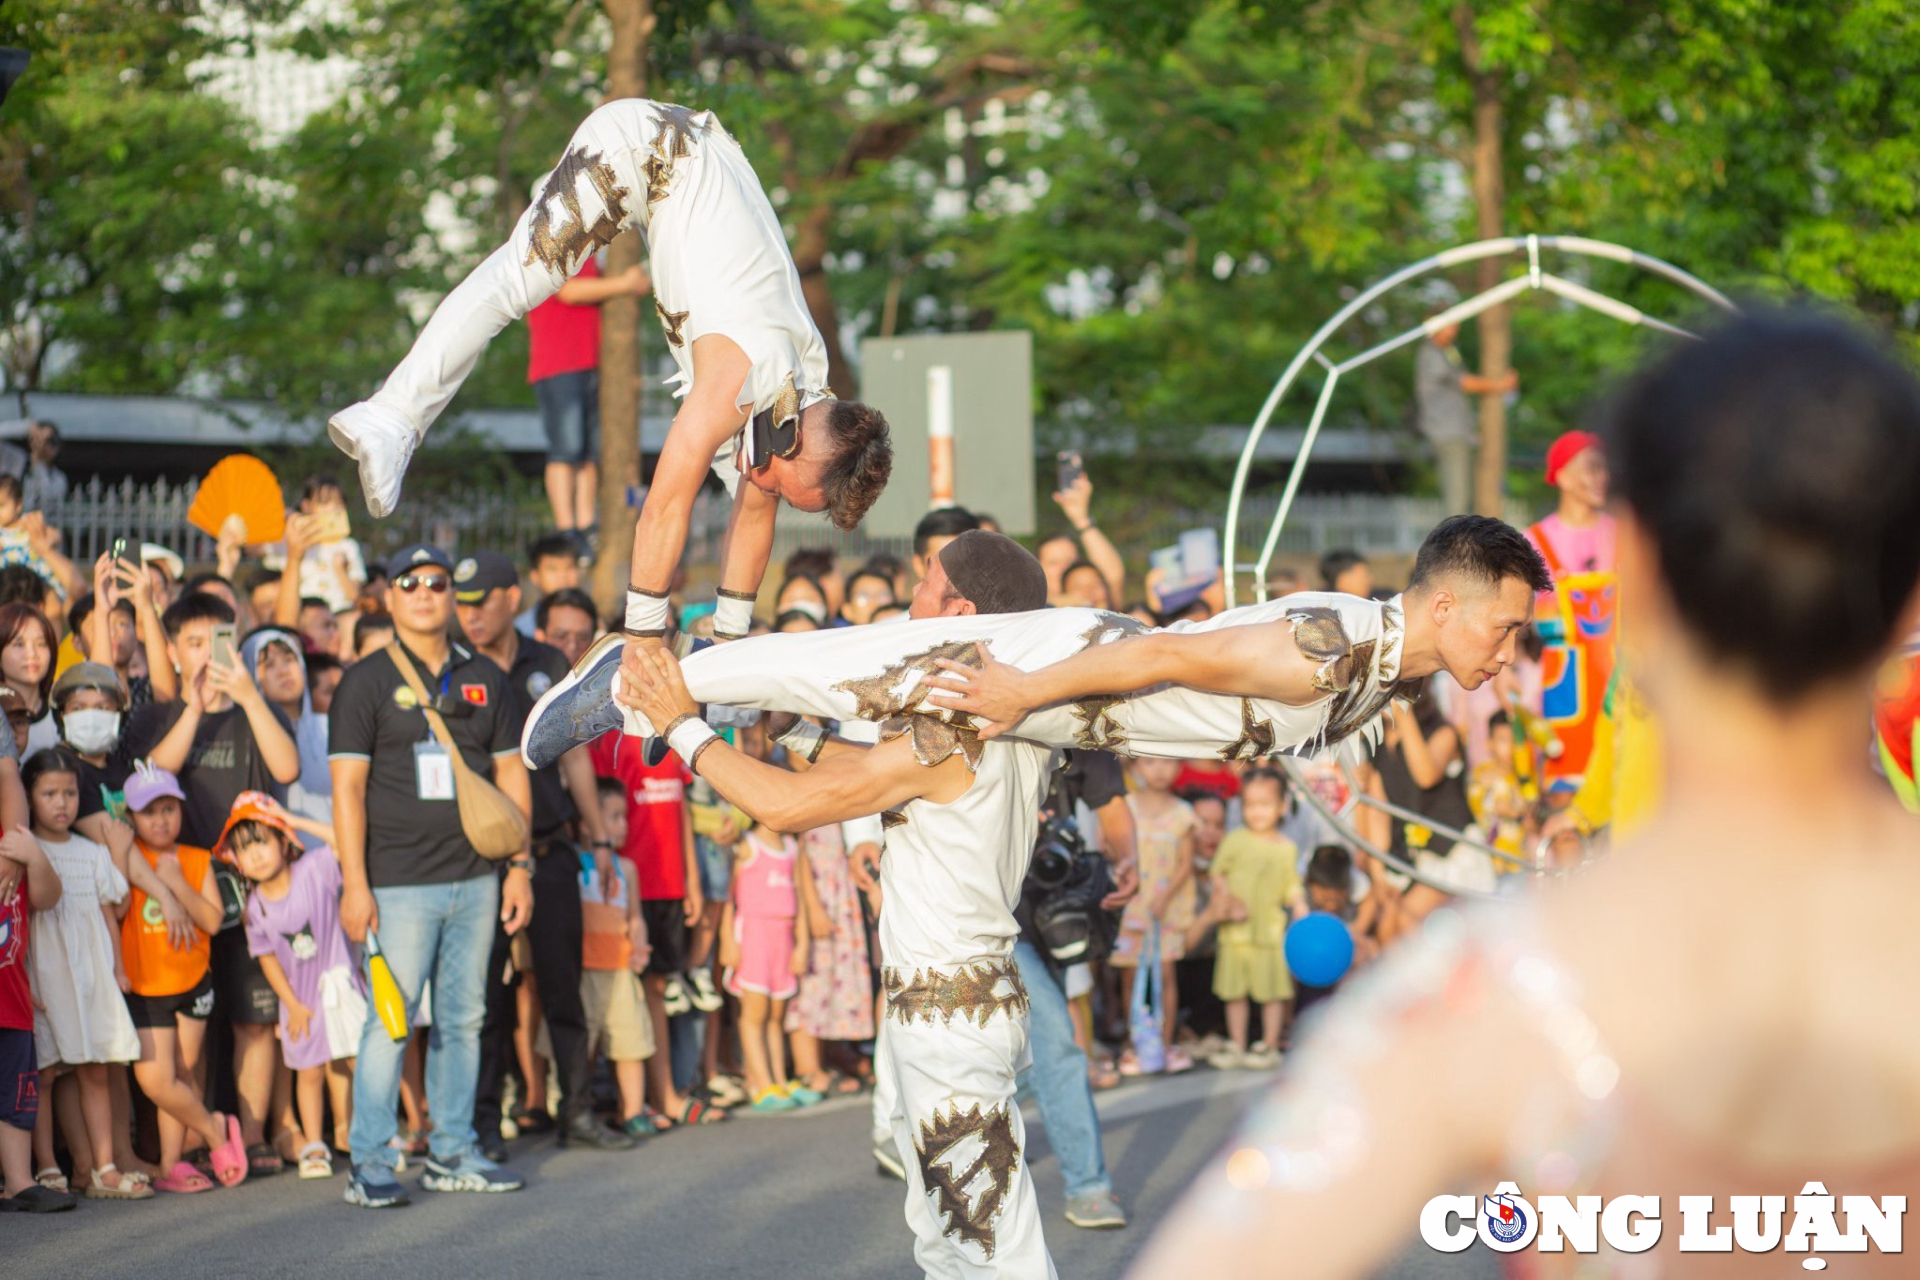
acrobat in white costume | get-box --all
[611,592,1408,769]
[330,98,830,513]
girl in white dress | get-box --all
[22,748,147,1199]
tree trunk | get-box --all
[593,0,654,615]
[789,203,855,397]
[1455,5,1509,518]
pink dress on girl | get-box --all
[785,824,875,1041]
[726,832,799,1000]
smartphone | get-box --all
[1056,450,1084,493]
[211,622,238,673]
[109,536,127,564]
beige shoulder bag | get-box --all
[386,643,530,861]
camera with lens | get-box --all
[1025,808,1116,967]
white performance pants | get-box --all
[628,602,1353,762]
[361,99,765,442]
[879,1005,1056,1279]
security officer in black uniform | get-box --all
[455,551,632,1153]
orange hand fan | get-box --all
[187,454,287,544]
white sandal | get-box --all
[33,1166,68,1192]
[297,1141,334,1180]
[84,1164,155,1200]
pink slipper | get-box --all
[1164,1045,1195,1074]
[208,1114,249,1188]
[152,1161,214,1195]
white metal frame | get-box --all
[1224,234,1736,608]
[1225,234,1735,899]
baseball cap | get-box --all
[124,760,187,813]
[51,662,127,712]
[140,542,185,581]
[214,791,302,861]
[453,550,519,605]
[1544,430,1602,486]
[385,543,454,579]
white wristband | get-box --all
[666,715,720,770]
[775,719,827,763]
[713,594,755,639]
[626,590,670,635]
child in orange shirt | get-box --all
[121,764,238,1194]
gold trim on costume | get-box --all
[654,299,689,348]
[834,641,988,768]
[883,959,1029,1029]
[915,1101,1022,1259]
[524,147,633,276]
[1219,697,1278,762]
[641,103,705,206]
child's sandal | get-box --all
[84,1164,155,1200]
[296,1141,334,1180]
[33,1167,68,1192]
[152,1161,214,1195]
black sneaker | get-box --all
[686,966,724,1013]
[560,1112,637,1151]
[477,1133,509,1164]
[344,1164,411,1209]
[419,1153,524,1194]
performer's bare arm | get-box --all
[628,333,760,610]
[623,645,967,832]
[926,620,1328,739]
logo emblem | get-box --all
[461,684,489,707]
[527,671,554,698]
[1484,1191,1530,1245]
[393,685,420,711]
[455,558,478,583]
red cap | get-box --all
[1544,430,1601,486]
[215,791,302,861]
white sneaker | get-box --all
[328,400,420,518]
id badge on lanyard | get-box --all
[415,740,454,802]
[414,664,456,801]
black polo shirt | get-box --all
[328,638,516,889]
[494,633,574,841]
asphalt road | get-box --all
[7,1066,1500,1278]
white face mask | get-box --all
[63,708,122,755]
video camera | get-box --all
[1025,804,1116,967]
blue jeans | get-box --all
[1013,940,1111,1199]
[349,875,499,1172]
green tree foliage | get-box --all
[3,0,1914,518]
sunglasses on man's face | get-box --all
[394,573,451,595]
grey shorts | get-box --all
[534,368,600,465]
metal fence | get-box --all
[40,473,1533,581]
[43,474,554,569]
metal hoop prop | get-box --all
[1226,234,1735,900]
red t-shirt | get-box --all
[590,730,690,901]
[527,257,602,383]
[0,882,30,1032]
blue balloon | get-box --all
[1285,911,1355,988]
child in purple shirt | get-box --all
[219,792,366,1180]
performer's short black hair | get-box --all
[1408,515,1551,597]
[1606,310,1920,702]
[819,400,894,533]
